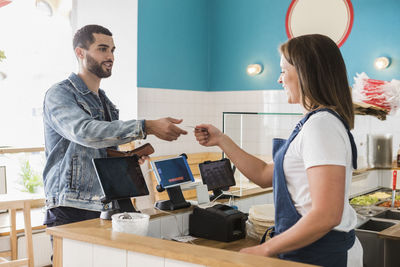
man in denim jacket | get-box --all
[43,25,187,228]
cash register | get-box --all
[189,204,247,242]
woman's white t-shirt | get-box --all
[283,111,362,266]
[283,111,357,231]
[283,111,363,267]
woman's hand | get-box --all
[194,124,224,147]
[239,244,272,257]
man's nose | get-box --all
[106,52,114,61]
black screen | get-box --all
[92,156,149,202]
[199,158,236,191]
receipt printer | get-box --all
[189,204,247,242]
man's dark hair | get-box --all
[73,24,112,50]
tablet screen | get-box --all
[93,156,149,202]
[151,156,194,188]
[199,158,235,191]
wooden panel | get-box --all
[0,258,29,266]
[9,209,16,260]
[22,202,34,267]
[148,152,222,201]
[0,208,46,236]
[0,147,44,154]
[0,252,11,258]
[53,236,63,267]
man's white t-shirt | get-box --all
[282,111,362,266]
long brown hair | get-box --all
[279,34,354,129]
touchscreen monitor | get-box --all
[151,156,195,189]
[199,158,235,191]
[93,156,149,203]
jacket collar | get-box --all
[68,73,93,95]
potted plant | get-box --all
[19,159,43,193]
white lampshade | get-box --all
[374,57,390,70]
[246,64,263,76]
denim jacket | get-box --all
[43,73,146,211]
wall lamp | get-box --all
[374,57,391,70]
[246,64,263,76]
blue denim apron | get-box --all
[262,108,356,267]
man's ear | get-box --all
[75,47,85,59]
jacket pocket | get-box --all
[77,100,101,119]
[109,106,119,120]
[70,156,81,190]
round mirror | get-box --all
[286,0,354,47]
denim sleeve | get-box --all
[43,86,146,148]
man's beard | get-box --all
[86,54,112,78]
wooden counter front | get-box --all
[47,218,315,267]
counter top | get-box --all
[379,222,400,240]
[47,218,314,267]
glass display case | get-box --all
[222,112,303,195]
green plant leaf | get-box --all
[19,159,43,193]
[0,50,5,62]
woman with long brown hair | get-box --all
[194,34,362,267]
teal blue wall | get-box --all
[208,0,289,91]
[138,0,400,91]
[341,0,400,84]
[137,0,209,91]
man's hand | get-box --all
[145,117,187,141]
[138,155,149,165]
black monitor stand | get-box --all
[155,186,191,211]
[100,198,138,220]
[209,188,239,201]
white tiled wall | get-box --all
[138,87,400,160]
[137,88,301,156]
[138,87,400,199]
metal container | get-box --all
[367,134,393,168]
[356,219,397,267]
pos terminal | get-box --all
[151,154,194,211]
[92,155,149,219]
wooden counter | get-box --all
[379,223,400,240]
[47,218,314,267]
